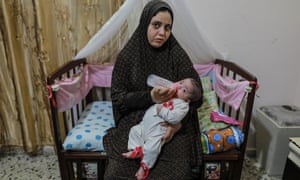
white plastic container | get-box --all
[255,105,300,176]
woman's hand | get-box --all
[151,87,176,103]
[160,122,182,143]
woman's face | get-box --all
[147,11,172,48]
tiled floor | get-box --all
[0,150,59,180]
[0,147,282,180]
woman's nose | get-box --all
[158,27,166,35]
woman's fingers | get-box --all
[158,88,176,101]
[161,122,182,143]
[151,87,175,103]
[159,88,175,97]
[163,127,173,143]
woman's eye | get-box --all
[152,22,161,29]
[165,25,171,31]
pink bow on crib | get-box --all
[47,85,57,108]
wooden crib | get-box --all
[200,60,257,180]
[47,58,257,180]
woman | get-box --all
[103,0,203,179]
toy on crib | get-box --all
[210,111,243,126]
[201,126,244,154]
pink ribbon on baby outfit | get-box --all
[163,100,174,110]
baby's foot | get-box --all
[135,162,149,180]
[122,146,143,159]
[135,166,146,180]
[122,151,133,158]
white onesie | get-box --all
[127,98,189,168]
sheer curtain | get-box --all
[74,0,221,63]
[0,0,220,154]
[0,0,124,153]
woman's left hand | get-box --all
[151,87,176,103]
[160,122,182,143]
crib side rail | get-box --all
[215,59,256,81]
[201,59,257,180]
[47,59,88,150]
[214,59,257,152]
[47,59,110,180]
[47,58,87,84]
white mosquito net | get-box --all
[74,0,221,64]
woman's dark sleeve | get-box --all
[111,55,154,124]
[123,91,154,110]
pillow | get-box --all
[200,76,213,93]
[201,126,244,154]
[63,101,115,151]
[198,91,227,132]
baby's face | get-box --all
[174,79,193,102]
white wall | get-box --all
[187,0,300,108]
[187,0,300,149]
[295,71,300,107]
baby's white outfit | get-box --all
[127,98,189,168]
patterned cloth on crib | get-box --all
[63,101,115,151]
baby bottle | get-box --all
[147,74,174,88]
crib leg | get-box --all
[57,155,71,180]
[98,160,107,180]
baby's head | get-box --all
[174,78,202,103]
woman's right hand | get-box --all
[160,122,182,143]
[151,87,175,103]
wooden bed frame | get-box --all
[201,59,257,180]
[47,58,257,180]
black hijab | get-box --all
[116,0,192,86]
[139,0,174,44]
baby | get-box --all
[122,77,202,180]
